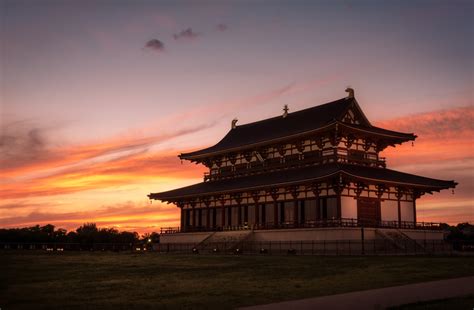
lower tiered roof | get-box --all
[149,163,457,202]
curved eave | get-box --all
[179,122,337,161]
[148,169,342,202]
[180,122,417,162]
[339,122,417,141]
[148,165,457,203]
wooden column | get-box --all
[395,188,403,228]
[267,188,279,227]
[216,195,226,229]
[251,191,260,228]
[221,203,226,229]
[413,200,417,224]
[204,199,211,230]
[413,190,421,225]
[311,183,321,221]
[190,201,197,229]
[232,193,243,227]
[288,186,299,226]
[375,185,386,225]
[180,208,185,232]
[333,176,345,219]
[178,201,185,232]
[237,203,242,226]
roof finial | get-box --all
[345,87,354,98]
[231,118,238,129]
[283,104,289,118]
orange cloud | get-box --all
[377,106,473,224]
[0,201,180,234]
[377,106,474,167]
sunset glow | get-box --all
[1,1,472,233]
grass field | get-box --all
[1,252,473,309]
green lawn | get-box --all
[1,252,473,309]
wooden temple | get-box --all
[149,88,456,233]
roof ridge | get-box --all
[233,97,349,129]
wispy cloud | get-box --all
[173,27,199,40]
[0,120,212,200]
[216,23,228,32]
[144,39,165,52]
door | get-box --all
[357,198,381,226]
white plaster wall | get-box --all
[161,232,212,244]
[400,201,414,222]
[341,196,357,219]
[402,230,445,240]
[381,200,398,222]
[252,227,365,241]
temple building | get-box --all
[149,88,456,247]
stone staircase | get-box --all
[375,229,426,254]
[195,230,254,253]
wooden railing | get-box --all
[204,154,386,181]
[166,219,444,234]
[160,227,181,234]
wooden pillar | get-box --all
[205,202,211,230]
[233,193,243,227]
[190,201,196,229]
[251,191,260,228]
[336,196,342,219]
[287,186,299,226]
[221,204,226,229]
[274,202,279,226]
[179,202,185,232]
[333,177,344,219]
[294,200,299,225]
[413,192,418,225]
[237,204,242,226]
[267,188,279,227]
[311,183,321,221]
[228,206,232,227]
[216,195,226,230]
[255,204,260,226]
[396,188,403,228]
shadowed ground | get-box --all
[1,252,473,309]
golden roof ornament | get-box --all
[345,87,354,98]
[231,118,238,129]
[283,104,289,118]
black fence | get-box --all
[0,242,141,252]
[165,218,444,234]
[157,240,473,256]
[2,240,473,256]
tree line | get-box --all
[0,223,472,244]
[0,223,160,244]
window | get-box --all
[319,197,338,219]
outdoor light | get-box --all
[192,247,199,254]
[260,248,268,254]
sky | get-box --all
[1,0,473,234]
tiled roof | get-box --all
[149,163,456,201]
[180,97,415,159]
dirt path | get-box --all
[240,276,474,310]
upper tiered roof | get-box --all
[180,96,416,160]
